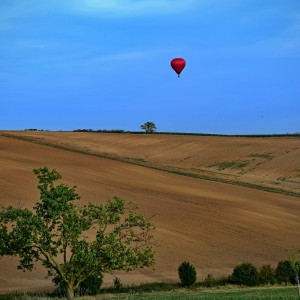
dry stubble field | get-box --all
[0,131,300,292]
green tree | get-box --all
[178,261,197,287]
[140,121,157,133]
[259,264,276,285]
[287,247,300,297]
[0,167,155,300]
[54,274,103,297]
[275,260,296,284]
[231,262,259,286]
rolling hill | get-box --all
[0,131,300,292]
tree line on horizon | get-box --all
[23,126,300,137]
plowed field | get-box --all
[0,131,300,292]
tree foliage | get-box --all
[0,167,155,300]
[259,264,276,285]
[140,122,157,133]
[178,261,197,287]
[231,262,259,286]
[287,247,300,297]
[275,260,298,284]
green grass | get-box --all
[96,285,300,300]
[189,168,239,177]
[208,161,249,170]
[0,286,298,300]
[110,287,299,299]
[0,292,53,300]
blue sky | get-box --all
[0,0,299,134]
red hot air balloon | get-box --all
[171,58,186,77]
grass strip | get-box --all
[0,286,298,300]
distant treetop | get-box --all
[140,122,157,133]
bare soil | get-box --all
[0,131,300,292]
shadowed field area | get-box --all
[0,131,300,292]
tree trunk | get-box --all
[296,275,300,298]
[66,285,74,300]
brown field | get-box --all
[0,131,300,292]
[3,130,300,195]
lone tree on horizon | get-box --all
[140,121,157,133]
[0,167,155,300]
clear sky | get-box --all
[1,0,299,134]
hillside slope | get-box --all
[2,131,300,195]
[0,132,300,292]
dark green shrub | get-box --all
[178,261,197,287]
[275,260,298,284]
[231,262,259,286]
[259,264,276,285]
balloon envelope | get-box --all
[171,58,186,77]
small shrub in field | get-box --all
[231,262,259,286]
[259,264,276,285]
[129,282,176,293]
[113,277,122,291]
[203,274,215,287]
[275,260,297,284]
[178,261,197,287]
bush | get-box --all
[202,274,230,287]
[53,274,103,296]
[113,277,122,291]
[178,261,197,287]
[203,274,215,287]
[231,262,259,286]
[275,260,298,284]
[259,264,276,285]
